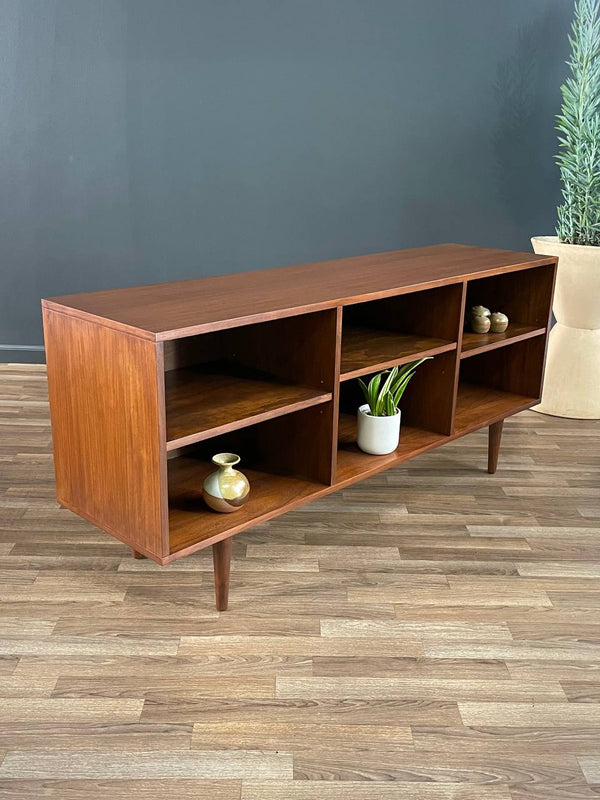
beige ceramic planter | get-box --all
[531,236,600,419]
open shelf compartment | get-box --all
[455,336,544,434]
[340,283,461,380]
[164,310,337,449]
[336,412,447,484]
[454,383,536,434]
[168,403,335,556]
[461,264,554,358]
[336,349,457,484]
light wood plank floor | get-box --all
[0,362,599,799]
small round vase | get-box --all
[470,305,491,319]
[490,312,509,333]
[202,453,250,513]
[471,314,491,334]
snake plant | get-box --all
[358,357,432,417]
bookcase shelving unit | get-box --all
[42,243,557,610]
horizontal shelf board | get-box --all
[455,382,537,434]
[168,456,324,554]
[336,411,447,484]
[165,364,331,450]
[460,323,546,358]
[340,327,456,381]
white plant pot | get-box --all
[357,404,401,455]
[531,236,600,419]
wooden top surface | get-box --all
[43,243,555,341]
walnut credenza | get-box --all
[42,243,557,610]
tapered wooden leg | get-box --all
[213,537,233,611]
[131,548,145,559]
[488,420,504,474]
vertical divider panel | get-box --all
[449,281,468,434]
[400,350,456,436]
[329,306,343,484]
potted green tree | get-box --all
[532,0,600,418]
[357,358,431,455]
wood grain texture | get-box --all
[461,325,546,358]
[241,786,512,800]
[43,244,554,340]
[578,755,600,783]
[0,749,292,779]
[454,384,536,435]
[0,698,143,723]
[1,364,598,798]
[42,310,167,560]
[0,781,240,799]
[165,364,331,449]
[340,329,456,380]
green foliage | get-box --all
[556,0,600,246]
[357,358,431,417]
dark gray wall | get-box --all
[0,0,571,361]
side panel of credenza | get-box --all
[42,307,168,560]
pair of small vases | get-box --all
[469,305,508,334]
[202,453,249,513]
